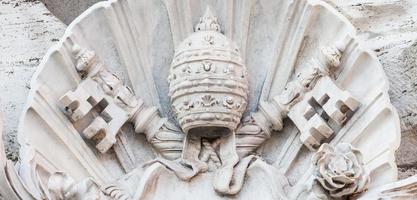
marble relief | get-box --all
[0,0,410,199]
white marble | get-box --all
[0,0,409,199]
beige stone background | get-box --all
[0,0,417,179]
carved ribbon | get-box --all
[145,131,258,195]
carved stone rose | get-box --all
[312,143,370,198]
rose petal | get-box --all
[330,183,357,198]
[324,175,345,189]
[317,178,334,191]
[313,143,370,198]
[328,156,349,173]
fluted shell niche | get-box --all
[0,0,401,199]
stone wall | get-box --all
[0,0,66,161]
[324,0,417,179]
[0,0,416,178]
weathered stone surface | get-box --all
[0,0,417,199]
[40,0,417,178]
[324,0,417,179]
[0,0,66,161]
[0,1,400,199]
[396,45,417,177]
[1,0,417,180]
